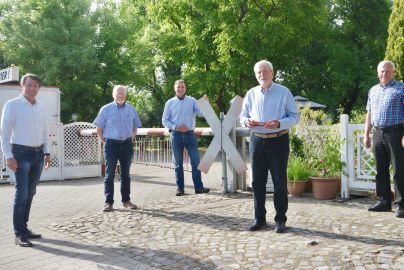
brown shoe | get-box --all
[123,201,137,209]
[103,203,113,212]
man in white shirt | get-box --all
[1,74,51,247]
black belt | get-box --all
[374,124,404,131]
[12,144,44,151]
[105,138,132,143]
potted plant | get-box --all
[307,132,343,200]
[287,155,311,197]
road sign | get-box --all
[197,96,247,174]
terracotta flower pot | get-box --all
[310,176,339,200]
[287,181,307,197]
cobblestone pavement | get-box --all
[0,165,403,270]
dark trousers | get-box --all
[373,124,404,207]
[104,139,133,204]
[250,134,289,223]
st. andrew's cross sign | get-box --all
[197,96,247,175]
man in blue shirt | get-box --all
[94,85,142,212]
[162,80,210,196]
[240,60,300,232]
[364,60,404,218]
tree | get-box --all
[146,0,329,113]
[0,0,99,123]
[385,0,404,80]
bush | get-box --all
[287,155,312,182]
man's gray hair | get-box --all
[112,85,127,96]
[377,60,395,71]
[254,60,273,72]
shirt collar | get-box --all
[115,102,126,108]
[379,80,396,88]
[176,95,186,100]
[260,83,273,93]
[19,94,37,105]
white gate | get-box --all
[0,122,101,183]
[340,114,376,198]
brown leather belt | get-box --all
[252,130,289,139]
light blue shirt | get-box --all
[1,95,49,159]
[162,96,203,130]
[93,102,142,140]
[240,83,300,133]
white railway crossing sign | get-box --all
[197,96,247,174]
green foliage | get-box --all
[290,132,305,158]
[287,155,312,182]
[0,0,99,122]
[299,106,332,125]
[349,109,367,124]
[307,132,344,178]
[385,0,404,80]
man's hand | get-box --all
[245,119,262,127]
[402,135,404,148]
[6,158,18,172]
[44,155,51,170]
[175,125,189,132]
[363,135,371,149]
[263,120,280,129]
[203,94,208,101]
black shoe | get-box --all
[395,207,404,218]
[195,188,210,194]
[248,220,267,231]
[368,201,392,212]
[176,189,185,196]
[274,221,287,233]
[15,235,32,247]
[26,229,42,239]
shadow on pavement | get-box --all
[138,208,253,232]
[33,237,217,270]
[287,226,404,248]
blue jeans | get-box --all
[12,145,44,237]
[250,134,289,223]
[170,131,203,190]
[104,139,133,204]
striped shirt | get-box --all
[240,83,300,133]
[162,96,203,131]
[366,80,404,128]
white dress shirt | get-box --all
[1,95,49,159]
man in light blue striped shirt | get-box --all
[162,80,210,196]
[240,60,300,233]
[94,85,142,212]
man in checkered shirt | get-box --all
[364,60,404,218]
